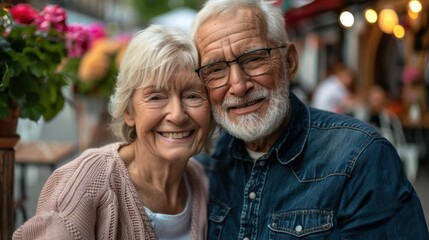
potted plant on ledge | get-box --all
[0,4,69,137]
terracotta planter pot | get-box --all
[0,107,19,138]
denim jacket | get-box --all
[196,93,429,239]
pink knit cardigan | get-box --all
[13,142,208,240]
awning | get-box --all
[280,0,345,26]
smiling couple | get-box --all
[13,0,429,239]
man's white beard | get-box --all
[212,80,290,142]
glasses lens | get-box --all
[198,48,275,89]
[238,49,271,76]
[200,62,229,88]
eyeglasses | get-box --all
[195,46,286,89]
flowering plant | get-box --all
[0,4,69,121]
[62,23,129,98]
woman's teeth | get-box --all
[161,131,191,139]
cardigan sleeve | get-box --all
[13,149,113,240]
[12,211,75,240]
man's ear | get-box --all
[286,44,299,81]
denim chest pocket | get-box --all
[208,196,231,239]
[268,209,334,238]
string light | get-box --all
[364,8,378,23]
[393,25,405,38]
[339,11,354,28]
[408,0,422,13]
[378,8,398,34]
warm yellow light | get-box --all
[378,9,398,34]
[409,0,422,13]
[365,9,378,23]
[393,25,405,38]
[408,9,419,19]
[340,11,354,28]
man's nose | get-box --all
[227,63,253,97]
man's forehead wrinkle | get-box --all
[195,7,266,65]
[198,25,261,55]
[200,34,261,65]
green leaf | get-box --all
[19,102,44,121]
[1,64,11,90]
[9,73,40,98]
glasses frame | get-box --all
[195,45,286,89]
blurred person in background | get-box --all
[401,66,427,126]
[367,85,396,129]
[366,85,420,183]
[311,62,363,116]
[190,0,429,238]
[13,25,211,240]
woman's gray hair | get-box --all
[189,0,288,49]
[108,25,200,143]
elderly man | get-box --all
[191,0,429,239]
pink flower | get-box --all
[86,23,107,47]
[35,5,68,34]
[10,4,38,25]
[66,24,90,58]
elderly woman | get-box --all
[13,25,212,239]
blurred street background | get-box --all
[5,0,429,232]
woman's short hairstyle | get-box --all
[189,0,288,49]
[109,25,200,143]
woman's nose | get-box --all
[165,98,188,124]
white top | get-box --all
[311,75,348,113]
[144,176,192,240]
[247,148,266,161]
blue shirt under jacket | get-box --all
[196,93,429,240]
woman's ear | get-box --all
[124,108,135,127]
[286,44,299,81]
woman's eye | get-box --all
[148,94,166,101]
[183,92,206,106]
[184,91,206,100]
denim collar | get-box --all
[229,93,310,165]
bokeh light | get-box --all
[378,9,398,34]
[340,11,354,28]
[365,8,378,24]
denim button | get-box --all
[259,161,266,166]
[295,225,303,232]
[249,192,256,199]
[243,237,250,240]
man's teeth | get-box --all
[234,99,259,108]
[162,131,191,139]
[246,100,258,106]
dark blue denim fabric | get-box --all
[196,93,429,240]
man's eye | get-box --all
[247,56,265,62]
[208,66,226,73]
[241,54,267,64]
[204,63,227,74]
[186,94,199,99]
